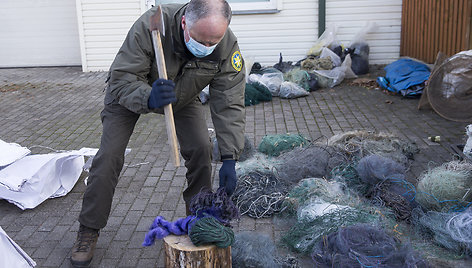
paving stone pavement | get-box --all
[0,67,469,267]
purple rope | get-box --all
[142,215,197,246]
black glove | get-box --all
[219,160,237,196]
[148,79,176,109]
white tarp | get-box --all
[0,226,36,267]
[0,148,98,210]
[0,140,30,168]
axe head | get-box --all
[150,5,165,36]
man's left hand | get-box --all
[219,160,237,196]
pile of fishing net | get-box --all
[279,81,310,99]
[235,152,279,177]
[274,144,347,186]
[280,206,384,254]
[283,68,319,92]
[416,160,472,212]
[247,68,284,96]
[279,176,391,255]
[232,232,299,268]
[332,154,417,221]
[300,56,334,71]
[244,82,272,107]
[234,153,284,219]
[233,131,418,221]
[143,188,238,247]
[232,171,288,218]
[327,130,419,165]
[282,177,354,216]
[370,178,417,222]
[311,224,429,267]
[233,140,349,218]
[258,133,310,157]
[412,207,472,256]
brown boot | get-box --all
[70,224,99,268]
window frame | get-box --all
[229,0,281,14]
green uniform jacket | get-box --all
[105,3,246,160]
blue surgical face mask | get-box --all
[184,28,217,58]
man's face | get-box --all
[181,15,227,47]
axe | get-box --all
[150,5,180,167]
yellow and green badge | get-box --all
[231,51,242,72]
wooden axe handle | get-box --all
[151,30,180,167]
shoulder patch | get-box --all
[231,51,243,72]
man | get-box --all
[70,0,245,266]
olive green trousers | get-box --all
[79,100,212,229]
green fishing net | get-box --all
[327,130,419,165]
[275,145,347,186]
[283,69,312,91]
[416,161,472,212]
[300,57,333,71]
[258,133,310,157]
[245,82,272,107]
[282,177,354,216]
[280,207,383,255]
[236,152,279,177]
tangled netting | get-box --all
[189,187,240,224]
[281,207,382,255]
[333,155,417,221]
[258,134,310,157]
[143,188,239,247]
[236,152,279,177]
[189,217,234,248]
[371,179,417,222]
[232,171,288,218]
[245,82,272,107]
[282,177,352,216]
[355,154,406,185]
[275,145,347,186]
[232,232,301,268]
[283,68,317,91]
[232,232,279,268]
[327,130,419,165]
[312,224,429,268]
[416,161,472,212]
[412,207,472,255]
[301,56,333,71]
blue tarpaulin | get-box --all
[377,59,430,97]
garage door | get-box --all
[0,0,81,67]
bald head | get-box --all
[184,0,232,29]
[181,0,231,47]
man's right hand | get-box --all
[148,79,176,109]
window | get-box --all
[155,0,281,14]
[228,0,280,14]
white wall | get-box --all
[231,0,319,67]
[0,0,81,67]
[76,0,145,71]
[326,0,403,64]
[75,0,402,71]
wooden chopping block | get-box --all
[163,235,231,267]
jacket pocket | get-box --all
[174,60,220,109]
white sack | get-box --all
[0,148,97,209]
[0,139,30,168]
[0,226,36,267]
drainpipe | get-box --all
[318,0,326,37]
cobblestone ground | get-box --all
[0,67,469,267]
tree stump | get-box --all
[163,235,231,268]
